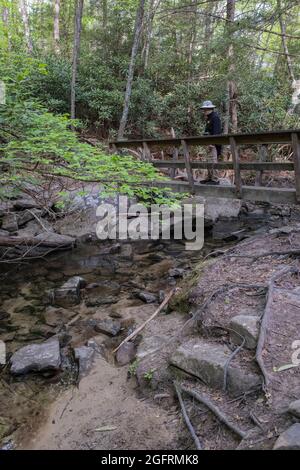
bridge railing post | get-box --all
[109,143,118,154]
[291,133,300,203]
[229,136,241,196]
[170,128,178,178]
[255,144,267,187]
[142,142,151,161]
[181,139,195,193]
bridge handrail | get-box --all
[109,129,300,203]
[110,129,300,148]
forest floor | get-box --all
[16,217,300,450]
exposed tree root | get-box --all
[173,381,202,450]
[256,265,298,390]
[226,249,300,261]
[178,383,247,439]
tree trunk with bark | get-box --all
[19,0,33,54]
[2,4,11,50]
[224,0,238,134]
[70,0,84,120]
[142,0,160,70]
[117,0,145,140]
[277,0,295,82]
[53,0,60,53]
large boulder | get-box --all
[10,338,61,375]
[170,339,261,394]
[273,424,300,450]
[230,315,260,350]
[204,197,242,222]
[50,276,86,308]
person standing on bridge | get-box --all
[200,100,222,185]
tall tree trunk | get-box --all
[117,0,145,140]
[204,0,215,44]
[53,0,60,53]
[2,5,11,50]
[224,0,238,133]
[142,0,160,70]
[102,0,107,28]
[19,0,33,54]
[71,0,84,120]
[187,0,198,79]
[277,0,295,82]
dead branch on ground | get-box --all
[113,288,177,353]
[173,381,202,450]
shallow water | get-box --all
[0,211,281,446]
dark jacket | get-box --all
[204,111,222,156]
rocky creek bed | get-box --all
[1,198,300,450]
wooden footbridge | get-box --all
[110,129,300,205]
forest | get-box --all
[1,0,299,202]
[1,0,300,455]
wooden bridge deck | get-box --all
[110,129,300,205]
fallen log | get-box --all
[0,234,75,248]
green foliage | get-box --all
[0,55,184,205]
[143,368,155,382]
[128,359,139,377]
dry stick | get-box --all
[27,209,51,232]
[173,382,202,450]
[256,265,298,390]
[113,288,177,353]
[179,384,247,439]
[139,283,270,362]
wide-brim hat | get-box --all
[200,100,216,109]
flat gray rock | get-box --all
[51,276,85,307]
[230,315,260,350]
[273,424,300,450]
[137,335,169,359]
[170,339,261,394]
[74,346,95,378]
[10,339,61,375]
[116,342,136,366]
[136,291,157,303]
[288,399,300,419]
[94,318,121,336]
